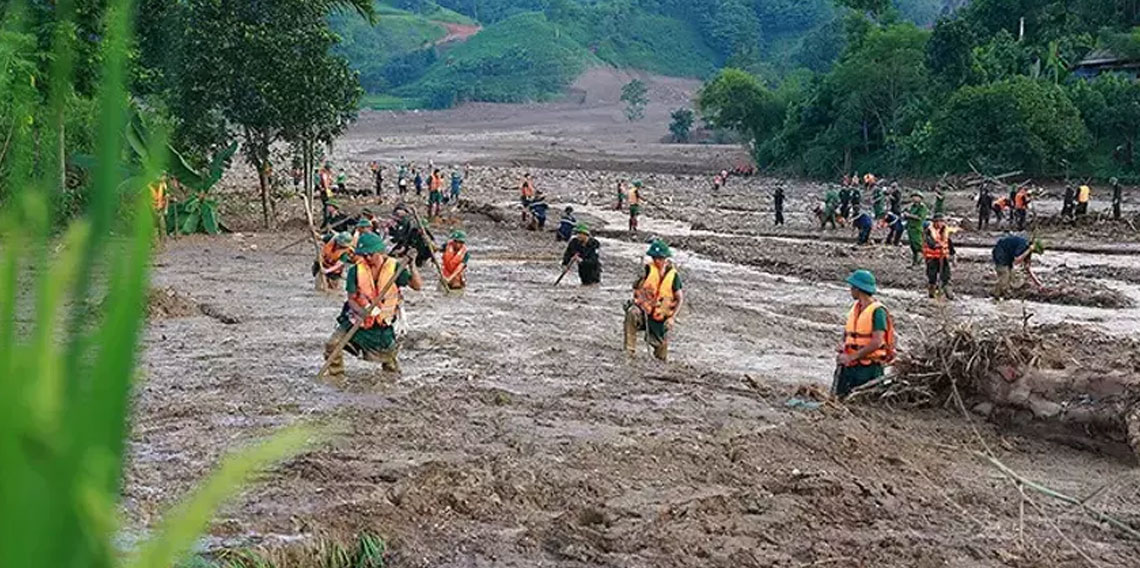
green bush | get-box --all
[929,76,1090,174]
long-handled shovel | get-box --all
[316,259,405,381]
[554,255,578,286]
[408,205,452,290]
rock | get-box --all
[1028,396,1063,419]
[971,402,993,417]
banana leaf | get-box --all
[199,200,220,235]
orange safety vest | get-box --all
[352,258,400,329]
[1078,185,1091,203]
[994,197,1008,210]
[150,179,167,211]
[843,301,895,366]
[442,243,467,280]
[520,180,535,199]
[1014,189,1029,210]
[634,263,678,322]
[321,241,351,273]
[863,173,876,186]
[923,225,950,260]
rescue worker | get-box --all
[616,180,627,211]
[625,240,683,361]
[977,185,994,229]
[1112,177,1123,220]
[992,195,1009,227]
[992,235,1044,300]
[413,168,424,196]
[822,188,839,229]
[863,172,877,192]
[1014,185,1031,230]
[839,185,852,220]
[1062,184,1076,219]
[449,169,463,203]
[889,183,902,216]
[850,184,863,217]
[428,169,444,219]
[561,223,601,285]
[150,173,168,239]
[389,205,433,269]
[441,230,469,290]
[1077,183,1091,218]
[628,179,643,232]
[883,210,904,246]
[557,206,577,241]
[313,232,355,289]
[336,168,348,194]
[835,270,895,399]
[932,188,945,217]
[360,207,381,232]
[324,233,423,378]
[370,161,383,198]
[903,192,929,267]
[321,201,351,232]
[520,173,536,205]
[774,185,786,226]
[853,210,874,246]
[318,164,334,204]
[527,192,549,231]
[923,214,955,299]
[397,163,409,196]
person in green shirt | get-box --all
[324,233,422,379]
[822,189,839,229]
[903,192,929,266]
[625,240,684,361]
[834,270,893,399]
[933,188,946,217]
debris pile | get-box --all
[146,287,201,319]
[858,322,1140,456]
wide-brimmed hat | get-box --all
[846,269,877,294]
[450,230,467,243]
[574,223,590,235]
[647,240,673,259]
[356,233,387,255]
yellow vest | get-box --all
[353,258,400,328]
[1078,185,1091,203]
[635,263,677,322]
[149,179,167,212]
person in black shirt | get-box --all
[561,223,601,285]
[774,186,786,225]
[977,185,993,229]
[889,183,902,216]
[1112,177,1123,220]
[1062,184,1075,219]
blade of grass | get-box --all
[124,425,318,568]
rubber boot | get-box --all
[927,285,937,299]
[942,285,954,300]
[652,341,668,362]
[324,332,347,382]
[623,307,642,356]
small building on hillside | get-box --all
[1072,49,1140,80]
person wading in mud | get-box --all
[449,168,463,203]
[428,168,444,219]
[313,232,355,289]
[1062,184,1076,220]
[561,223,601,285]
[835,270,895,399]
[325,233,423,378]
[822,188,839,229]
[1077,183,1092,218]
[903,192,929,267]
[441,230,469,291]
[1013,185,1031,230]
[992,235,1044,301]
[774,185,786,226]
[838,184,852,221]
[520,173,536,205]
[557,206,577,241]
[889,182,902,216]
[977,185,994,229]
[628,179,644,232]
[625,240,683,362]
[923,214,955,299]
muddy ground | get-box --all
[128,71,1140,566]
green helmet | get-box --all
[574,223,590,235]
[333,232,353,246]
[846,269,877,295]
[356,218,373,229]
[356,233,387,255]
[647,240,673,259]
[450,230,467,243]
[632,179,644,188]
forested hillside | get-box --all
[333,0,960,109]
[696,0,1140,180]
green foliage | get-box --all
[697,68,785,140]
[399,12,592,108]
[1,6,315,568]
[620,78,649,121]
[929,77,1090,174]
[330,5,449,92]
[669,107,695,142]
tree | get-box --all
[621,78,649,122]
[930,77,1090,173]
[175,0,367,228]
[926,16,976,89]
[668,108,695,142]
[696,68,784,140]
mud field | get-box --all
[130,73,1140,566]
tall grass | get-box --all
[0,1,313,567]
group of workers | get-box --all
[306,159,466,222]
